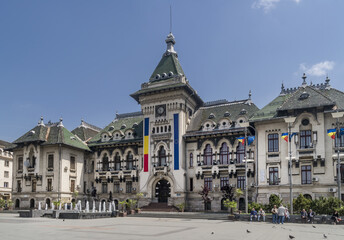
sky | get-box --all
[1,0,344,142]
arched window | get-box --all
[46,198,51,208]
[30,199,35,209]
[236,143,245,164]
[15,199,20,209]
[126,151,134,170]
[221,198,228,211]
[28,148,36,168]
[203,144,212,165]
[303,194,312,200]
[189,153,193,167]
[102,154,109,171]
[220,143,229,165]
[158,146,167,166]
[114,153,121,171]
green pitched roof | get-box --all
[187,99,259,132]
[88,112,143,146]
[250,94,289,121]
[11,123,90,151]
[72,121,101,142]
[149,53,185,81]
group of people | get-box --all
[250,204,290,224]
[250,205,342,225]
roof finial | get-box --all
[165,33,176,54]
[58,117,64,127]
[325,75,331,89]
[302,73,307,86]
[38,116,45,126]
[249,90,252,100]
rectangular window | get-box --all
[48,154,54,169]
[47,179,52,192]
[190,178,193,192]
[268,133,279,152]
[18,157,23,171]
[237,176,245,190]
[4,182,9,188]
[114,182,120,193]
[102,182,108,193]
[220,177,229,188]
[91,161,94,172]
[70,180,75,192]
[269,167,279,185]
[17,180,22,192]
[300,130,312,149]
[32,180,36,192]
[204,177,212,191]
[335,134,344,148]
[83,181,87,194]
[5,160,9,167]
[4,171,9,178]
[70,156,76,171]
[126,181,132,193]
[301,165,312,184]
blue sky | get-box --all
[1,0,344,142]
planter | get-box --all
[130,210,135,215]
[135,209,142,214]
[227,215,235,221]
[119,212,127,217]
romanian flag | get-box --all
[143,118,149,172]
[327,128,336,139]
[237,137,245,145]
[281,133,289,142]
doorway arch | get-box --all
[155,179,170,203]
[15,199,20,209]
[239,198,245,211]
[30,199,35,209]
[46,198,51,208]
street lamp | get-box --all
[241,122,256,213]
[331,111,344,203]
[284,116,296,214]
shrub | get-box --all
[176,203,185,212]
[223,199,237,213]
[126,199,137,211]
[267,194,282,211]
[293,194,312,213]
[248,202,265,212]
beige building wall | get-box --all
[0,144,13,200]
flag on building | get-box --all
[237,137,245,145]
[247,136,255,145]
[281,133,289,142]
[327,128,336,139]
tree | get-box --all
[199,186,212,211]
[221,185,235,201]
[223,199,237,214]
[268,194,282,211]
[293,194,311,213]
[135,193,144,210]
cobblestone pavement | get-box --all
[0,213,343,240]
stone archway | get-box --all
[155,179,171,203]
[15,199,20,209]
[30,199,35,209]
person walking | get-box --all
[277,204,286,224]
[331,211,340,225]
[285,208,290,222]
[250,208,258,221]
[308,209,315,224]
[271,205,278,224]
[258,208,266,222]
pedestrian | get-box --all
[277,204,286,224]
[285,208,290,222]
[258,208,266,222]
[300,209,307,223]
[250,208,258,221]
[308,209,315,224]
[331,211,340,225]
[271,205,278,224]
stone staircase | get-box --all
[141,203,178,212]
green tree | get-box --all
[223,199,237,214]
[267,194,282,211]
[293,194,311,213]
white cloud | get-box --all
[252,0,301,13]
[299,61,335,77]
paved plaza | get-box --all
[0,213,343,240]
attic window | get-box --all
[132,123,138,128]
[299,91,310,100]
[222,122,226,126]
[302,118,310,126]
[206,123,210,128]
[28,130,35,136]
[224,111,230,117]
[209,113,215,119]
[161,73,167,78]
[240,109,247,115]
[121,124,126,129]
[155,74,161,80]
[168,71,173,77]
[70,136,76,140]
[109,126,114,131]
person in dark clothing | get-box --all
[331,211,340,225]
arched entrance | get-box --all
[15,199,20,209]
[155,179,170,203]
[46,198,51,208]
[239,198,245,211]
[30,199,35,209]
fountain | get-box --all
[112,201,116,211]
[59,202,62,210]
[108,202,112,212]
[99,202,101,212]
[64,203,67,210]
[103,201,106,212]
[45,203,48,210]
[86,201,89,213]
[38,202,42,210]
[92,200,95,213]
[51,203,55,210]
[78,200,82,211]
[70,203,73,211]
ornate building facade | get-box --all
[8,33,258,211]
[0,140,13,201]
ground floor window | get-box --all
[301,165,312,184]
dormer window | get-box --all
[101,134,108,142]
[299,91,310,100]
[224,111,230,117]
[209,113,215,119]
[203,121,214,131]
[113,131,121,140]
[125,130,134,139]
[240,109,247,115]
[109,126,115,131]
[121,124,126,129]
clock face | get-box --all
[155,104,166,117]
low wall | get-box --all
[58,211,117,219]
[19,210,53,218]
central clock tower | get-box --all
[131,33,203,205]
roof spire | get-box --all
[58,117,64,127]
[38,116,45,126]
[302,73,307,87]
[325,75,331,90]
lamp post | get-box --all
[284,117,296,214]
[331,111,344,203]
[241,122,256,213]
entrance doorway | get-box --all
[239,198,245,211]
[30,199,35,209]
[155,179,170,203]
